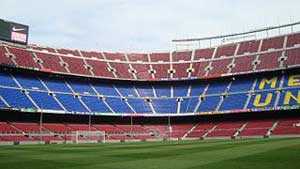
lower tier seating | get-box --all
[206,121,244,138]
[0,118,299,142]
[272,119,300,135]
[239,120,274,137]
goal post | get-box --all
[71,131,106,144]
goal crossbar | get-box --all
[71,130,105,144]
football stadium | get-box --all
[0,1,300,169]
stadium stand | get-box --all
[0,116,299,142]
[272,118,300,135]
[1,32,300,81]
[0,68,300,115]
[238,119,274,137]
[0,31,300,144]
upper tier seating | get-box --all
[0,46,14,66]
[57,48,80,56]
[80,50,103,59]
[260,36,284,51]
[7,46,41,68]
[1,32,299,81]
[231,55,256,73]
[35,52,67,72]
[237,40,260,55]
[60,56,91,75]
[172,51,192,61]
[127,53,149,62]
[214,44,236,58]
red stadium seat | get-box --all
[237,40,260,55]
[172,51,192,62]
[261,36,284,51]
[215,44,237,58]
[0,45,14,65]
[60,56,91,75]
[8,46,41,68]
[194,48,215,60]
[35,52,68,72]
[231,55,256,73]
[255,51,282,70]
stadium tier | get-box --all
[0,69,300,115]
[0,32,300,81]
[0,31,300,143]
[0,117,300,142]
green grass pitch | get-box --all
[0,138,299,169]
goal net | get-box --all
[71,131,105,144]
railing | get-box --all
[172,21,300,50]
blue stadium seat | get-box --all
[219,94,248,111]
[14,75,46,90]
[197,96,220,112]
[173,84,189,97]
[0,97,7,108]
[0,88,36,109]
[180,97,199,113]
[229,78,254,93]
[92,83,119,96]
[0,72,18,87]
[154,85,171,97]
[55,93,88,113]
[68,81,96,95]
[127,98,152,113]
[105,97,133,113]
[1,69,297,116]
[135,85,154,97]
[41,77,72,93]
[81,96,111,113]
[190,84,206,96]
[115,84,138,97]
[29,91,63,110]
[152,98,177,113]
[205,81,229,95]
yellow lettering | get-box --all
[253,93,273,107]
[284,91,300,105]
[259,77,278,89]
[288,75,300,87]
